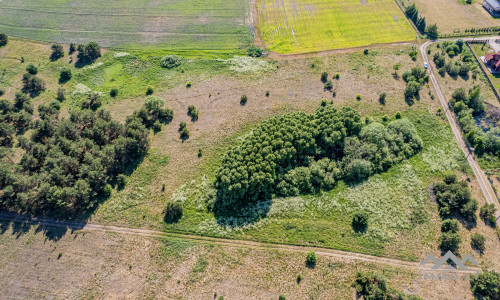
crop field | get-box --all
[255,0,415,54]
[407,0,500,34]
[0,0,253,53]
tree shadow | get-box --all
[74,58,96,69]
[212,197,272,228]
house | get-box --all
[483,0,500,17]
[484,51,500,72]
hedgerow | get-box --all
[214,104,422,211]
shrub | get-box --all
[279,296,285,300]
[439,231,461,253]
[321,72,328,83]
[26,64,38,75]
[324,80,333,91]
[409,50,418,61]
[470,270,500,299]
[110,88,118,98]
[117,174,127,189]
[82,92,102,110]
[69,43,76,54]
[471,233,486,253]
[266,90,270,97]
[186,81,192,88]
[56,88,65,102]
[433,176,478,220]
[160,55,182,69]
[187,105,199,121]
[240,94,248,105]
[438,67,446,77]
[247,46,263,57]
[22,73,45,95]
[179,121,187,131]
[379,93,386,105]
[297,274,302,283]
[444,172,457,184]
[364,49,369,55]
[395,111,402,119]
[59,68,72,83]
[146,87,154,95]
[448,65,459,77]
[352,211,369,232]
[356,94,361,101]
[480,203,497,224]
[0,33,7,47]
[306,251,316,267]
[404,81,421,99]
[198,149,202,158]
[164,201,183,223]
[102,184,113,198]
[50,44,64,61]
[0,89,4,96]
[441,219,459,233]
[334,73,340,80]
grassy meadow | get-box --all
[256,0,415,54]
[0,0,253,54]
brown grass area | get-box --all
[409,0,500,34]
[0,223,480,299]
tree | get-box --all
[426,24,439,40]
[321,72,328,83]
[247,46,263,57]
[441,219,459,233]
[0,33,7,47]
[26,64,38,75]
[405,81,421,99]
[352,211,369,232]
[59,68,72,83]
[393,62,401,75]
[306,251,316,267]
[416,16,426,33]
[470,270,500,299]
[164,201,183,223]
[50,44,64,61]
[77,42,101,63]
[160,55,182,69]
[22,74,45,95]
[439,231,461,253]
[69,43,76,54]
[471,233,486,253]
[240,94,248,105]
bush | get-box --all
[409,50,418,61]
[50,44,64,61]
[59,68,72,83]
[266,90,270,97]
[379,93,387,105]
[356,94,361,101]
[110,88,118,98]
[439,231,461,253]
[160,55,182,69]
[306,251,316,267]
[324,80,333,91]
[82,93,102,110]
[187,105,199,121]
[438,67,446,77]
[146,86,154,95]
[433,176,478,220]
[352,271,421,300]
[471,233,486,253]
[247,46,263,57]
[69,43,76,54]
[364,49,369,55]
[164,201,183,223]
[441,219,459,233]
[240,94,248,105]
[279,296,285,300]
[321,72,328,83]
[405,81,421,99]
[102,184,112,198]
[334,73,340,80]
[117,174,127,189]
[470,270,500,299]
[395,111,402,119]
[0,33,7,47]
[444,172,457,184]
[77,42,101,63]
[186,81,192,88]
[480,203,497,224]
[26,64,38,75]
[0,89,4,96]
[352,211,369,232]
[22,73,45,95]
[56,88,65,102]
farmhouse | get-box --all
[484,51,500,72]
[483,0,500,17]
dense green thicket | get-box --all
[0,93,173,216]
[402,67,428,100]
[352,271,423,300]
[433,173,478,221]
[470,270,500,299]
[214,105,423,211]
[77,42,101,64]
[434,40,476,79]
[449,87,499,157]
[160,55,182,69]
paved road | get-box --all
[420,39,500,228]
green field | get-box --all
[256,0,416,54]
[0,0,253,53]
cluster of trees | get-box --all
[434,40,475,78]
[76,42,101,64]
[405,4,438,39]
[0,91,173,216]
[352,271,423,300]
[187,105,199,122]
[470,270,500,299]
[449,87,499,156]
[402,67,428,99]
[433,172,478,221]
[0,33,7,47]
[214,105,423,211]
[0,93,33,147]
[439,219,461,253]
[130,96,174,132]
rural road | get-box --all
[420,38,500,228]
[0,212,479,273]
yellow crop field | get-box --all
[256,0,416,54]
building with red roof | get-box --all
[484,51,500,73]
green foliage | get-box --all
[131,96,174,129]
[247,46,263,58]
[441,219,459,233]
[321,72,328,83]
[214,105,422,211]
[439,231,461,253]
[50,44,64,61]
[426,24,439,40]
[364,49,369,55]
[59,68,72,83]
[352,271,422,300]
[352,211,369,232]
[69,43,76,54]
[433,175,478,221]
[160,55,182,69]
[77,42,101,63]
[403,67,427,99]
[240,94,248,105]
[117,174,127,189]
[471,232,486,253]
[187,105,199,122]
[470,270,500,299]
[324,80,333,91]
[81,92,102,111]
[0,33,7,47]
[109,88,118,98]
[26,63,38,75]
[164,201,183,223]
[146,86,154,95]
[356,93,362,101]
[306,251,316,267]
[279,295,286,300]
[480,203,497,225]
[22,73,45,95]
[379,93,387,105]
[56,88,65,102]
[409,50,418,61]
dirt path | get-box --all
[420,38,500,229]
[0,212,481,273]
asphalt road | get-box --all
[420,38,500,228]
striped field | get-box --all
[256,0,416,54]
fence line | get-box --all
[466,41,500,102]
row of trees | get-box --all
[405,4,439,40]
[214,104,423,211]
